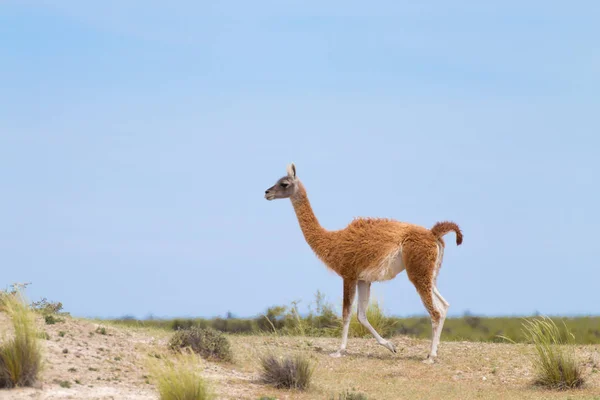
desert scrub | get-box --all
[168,327,232,362]
[31,296,67,325]
[259,353,314,390]
[147,351,213,400]
[0,285,43,388]
[522,316,584,390]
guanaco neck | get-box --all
[290,181,332,259]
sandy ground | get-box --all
[1,314,599,399]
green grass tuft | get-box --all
[147,351,214,400]
[259,352,314,390]
[522,316,584,390]
[0,287,43,388]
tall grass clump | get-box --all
[522,316,584,390]
[349,299,397,338]
[0,286,43,388]
[147,351,213,400]
[259,352,314,390]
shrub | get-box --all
[168,327,232,362]
[522,316,584,390]
[31,297,66,324]
[0,287,43,388]
[147,351,213,400]
[349,299,397,338]
[259,353,314,390]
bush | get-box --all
[168,327,232,362]
[31,297,67,325]
[0,287,43,388]
[522,316,584,390]
[259,353,314,390]
[148,351,213,400]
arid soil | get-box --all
[1,314,599,399]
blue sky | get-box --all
[1,1,599,319]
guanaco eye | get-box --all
[281,182,289,188]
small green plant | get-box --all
[331,390,368,400]
[168,327,232,362]
[95,326,107,335]
[0,285,43,388]
[58,380,71,388]
[68,367,77,373]
[75,379,81,384]
[147,351,214,400]
[521,316,584,390]
[258,352,314,390]
[88,367,98,371]
[58,331,66,338]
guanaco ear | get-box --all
[286,163,296,179]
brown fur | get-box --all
[431,221,463,246]
[290,182,460,282]
[342,279,357,321]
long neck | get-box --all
[290,181,331,256]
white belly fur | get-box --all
[358,246,405,282]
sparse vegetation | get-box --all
[331,390,369,400]
[105,292,600,345]
[0,285,43,389]
[168,327,232,362]
[521,316,584,390]
[147,351,214,400]
[31,296,67,325]
[95,326,107,335]
[258,352,314,390]
[58,380,71,388]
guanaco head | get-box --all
[264,163,298,201]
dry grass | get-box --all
[147,350,214,400]
[0,289,42,388]
[521,317,584,390]
[331,389,369,399]
[258,352,315,390]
